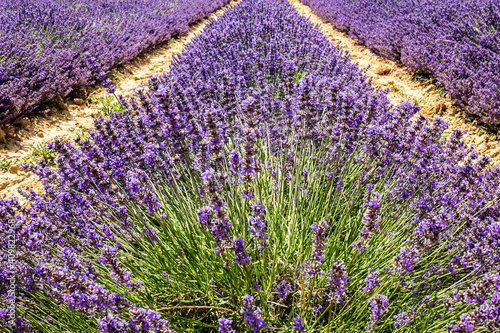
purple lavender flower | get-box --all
[363,268,380,293]
[198,205,213,230]
[292,317,306,332]
[144,225,157,242]
[394,307,417,327]
[100,245,141,290]
[0,0,231,125]
[241,294,268,332]
[4,0,500,331]
[327,260,348,303]
[366,294,389,332]
[301,0,500,124]
[352,193,381,253]
[233,237,251,265]
[129,306,176,332]
[311,219,329,265]
[97,312,128,333]
[393,245,420,274]
[230,150,242,174]
[210,216,233,253]
[313,305,323,313]
[248,201,269,250]
[218,316,236,333]
[275,280,292,299]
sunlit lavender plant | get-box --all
[1,0,500,332]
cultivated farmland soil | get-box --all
[0,0,239,202]
[291,0,500,161]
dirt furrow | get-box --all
[291,0,500,163]
[0,1,239,202]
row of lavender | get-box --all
[0,0,230,125]
[1,0,500,331]
[301,0,500,125]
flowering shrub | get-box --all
[301,0,500,125]
[1,0,500,332]
[0,0,230,124]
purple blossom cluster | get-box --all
[233,237,251,266]
[0,0,230,124]
[275,280,292,300]
[363,268,380,293]
[300,0,500,124]
[292,316,306,332]
[310,219,329,266]
[241,295,268,332]
[0,0,500,331]
[445,273,500,331]
[366,294,389,332]
[352,194,381,253]
[248,201,269,250]
[218,316,235,333]
[327,260,348,304]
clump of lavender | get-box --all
[445,273,500,331]
[97,312,129,333]
[199,168,233,253]
[241,295,268,332]
[0,0,229,126]
[311,219,329,268]
[352,193,381,252]
[363,268,380,293]
[218,316,236,333]
[129,306,176,333]
[241,96,261,199]
[327,260,348,303]
[248,201,269,250]
[292,316,306,332]
[393,245,420,274]
[99,245,141,290]
[394,307,417,327]
[275,280,292,300]
[3,0,500,331]
[393,295,432,327]
[233,237,251,266]
[366,294,389,332]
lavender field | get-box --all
[1,0,499,332]
[301,0,500,125]
[0,0,229,125]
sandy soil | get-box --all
[0,1,239,202]
[291,0,500,162]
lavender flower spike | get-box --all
[327,260,348,304]
[241,294,268,332]
[292,317,307,332]
[352,193,381,252]
[363,268,380,293]
[366,294,389,332]
[218,316,236,333]
[311,219,329,265]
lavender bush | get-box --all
[300,0,500,125]
[1,0,500,331]
[0,0,230,125]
